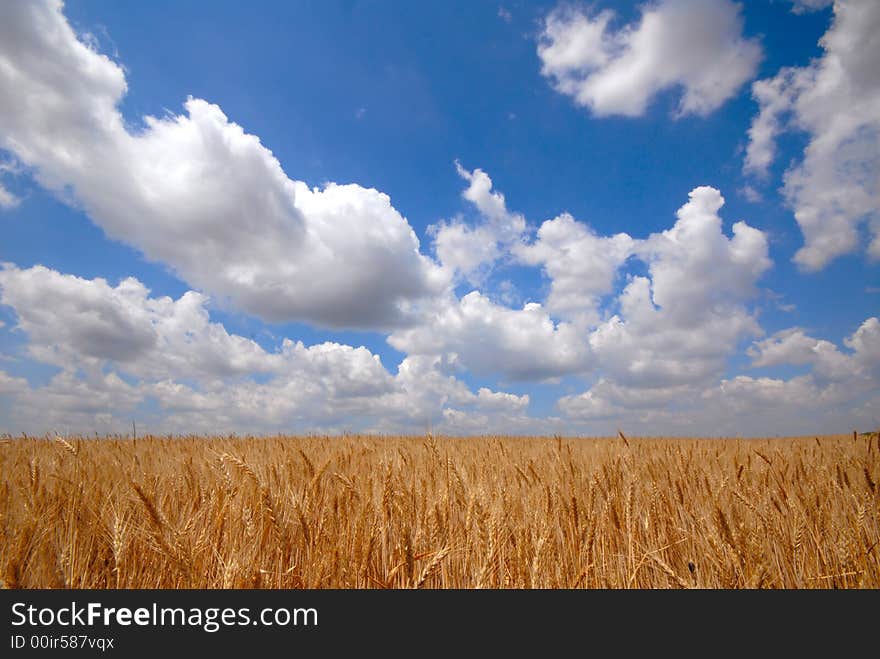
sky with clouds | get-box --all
[0,0,877,436]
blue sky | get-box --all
[0,0,877,436]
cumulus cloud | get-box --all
[430,164,526,283]
[514,212,633,325]
[0,159,20,209]
[726,316,880,428]
[435,178,770,390]
[140,352,533,435]
[846,316,880,364]
[389,291,592,381]
[790,0,833,14]
[554,187,776,428]
[558,378,696,421]
[400,185,771,389]
[0,263,273,379]
[0,369,142,435]
[0,264,530,434]
[637,188,771,320]
[588,187,770,387]
[1,160,781,434]
[537,0,761,117]
[749,317,880,383]
[699,374,858,434]
[744,72,798,178]
[744,0,880,269]
[0,183,19,210]
[0,0,872,437]
[0,0,446,329]
[562,316,880,435]
[0,370,27,395]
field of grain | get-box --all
[1,433,878,588]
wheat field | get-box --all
[1,433,877,589]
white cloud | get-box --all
[744,0,880,269]
[430,164,526,283]
[748,328,852,382]
[0,0,446,329]
[845,316,880,365]
[589,187,770,387]
[561,316,880,435]
[476,387,529,411]
[558,378,696,420]
[0,183,19,209]
[0,263,271,380]
[0,0,872,437]
[790,0,833,14]
[6,370,143,435]
[743,71,798,177]
[636,187,771,322]
[702,357,878,435]
[0,159,21,209]
[556,388,620,421]
[749,317,880,383]
[402,186,771,387]
[141,352,534,435]
[431,222,500,283]
[514,212,633,325]
[388,291,592,381]
[455,162,524,234]
[0,263,401,395]
[0,370,27,395]
[0,263,531,434]
[739,185,763,203]
[537,0,761,117]
[589,279,758,388]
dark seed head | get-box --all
[688,562,696,573]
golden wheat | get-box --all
[0,433,877,588]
